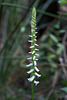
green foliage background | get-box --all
[0,0,67,100]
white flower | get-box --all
[33,56,36,60]
[29,52,31,54]
[34,80,39,85]
[27,69,34,74]
[27,57,32,60]
[35,72,41,77]
[34,61,37,66]
[31,29,34,32]
[35,66,39,72]
[35,44,39,46]
[29,35,32,37]
[35,36,37,38]
[28,76,35,82]
[35,53,39,56]
[28,40,33,42]
[30,46,34,48]
[34,39,37,41]
[36,59,38,60]
[35,32,38,34]
[26,63,33,67]
[35,49,39,51]
[32,51,35,54]
[33,34,35,36]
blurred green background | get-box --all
[0,0,67,100]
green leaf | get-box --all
[50,34,58,43]
[61,87,67,93]
[57,43,64,48]
[59,30,65,33]
[48,54,56,59]
[41,35,48,42]
[54,23,60,29]
[61,80,67,85]
[56,43,64,54]
[56,48,62,54]
[59,0,67,4]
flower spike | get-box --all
[26,7,41,86]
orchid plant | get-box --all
[26,7,41,100]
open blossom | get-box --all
[26,7,41,85]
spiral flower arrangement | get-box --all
[26,7,41,86]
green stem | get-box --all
[32,81,34,100]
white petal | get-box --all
[29,35,32,37]
[35,67,39,72]
[31,29,34,32]
[35,44,39,46]
[36,59,38,61]
[33,56,36,60]
[35,49,39,51]
[35,36,37,38]
[35,53,39,56]
[27,69,34,74]
[26,63,33,67]
[34,80,39,85]
[30,46,34,48]
[33,34,35,36]
[29,52,31,54]
[34,39,37,41]
[32,51,35,54]
[28,76,35,82]
[27,57,32,60]
[34,61,37,66]
[35,32,38,34]
[28,40,33,42]
[35,28,37,29]
[35,72,41,77]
